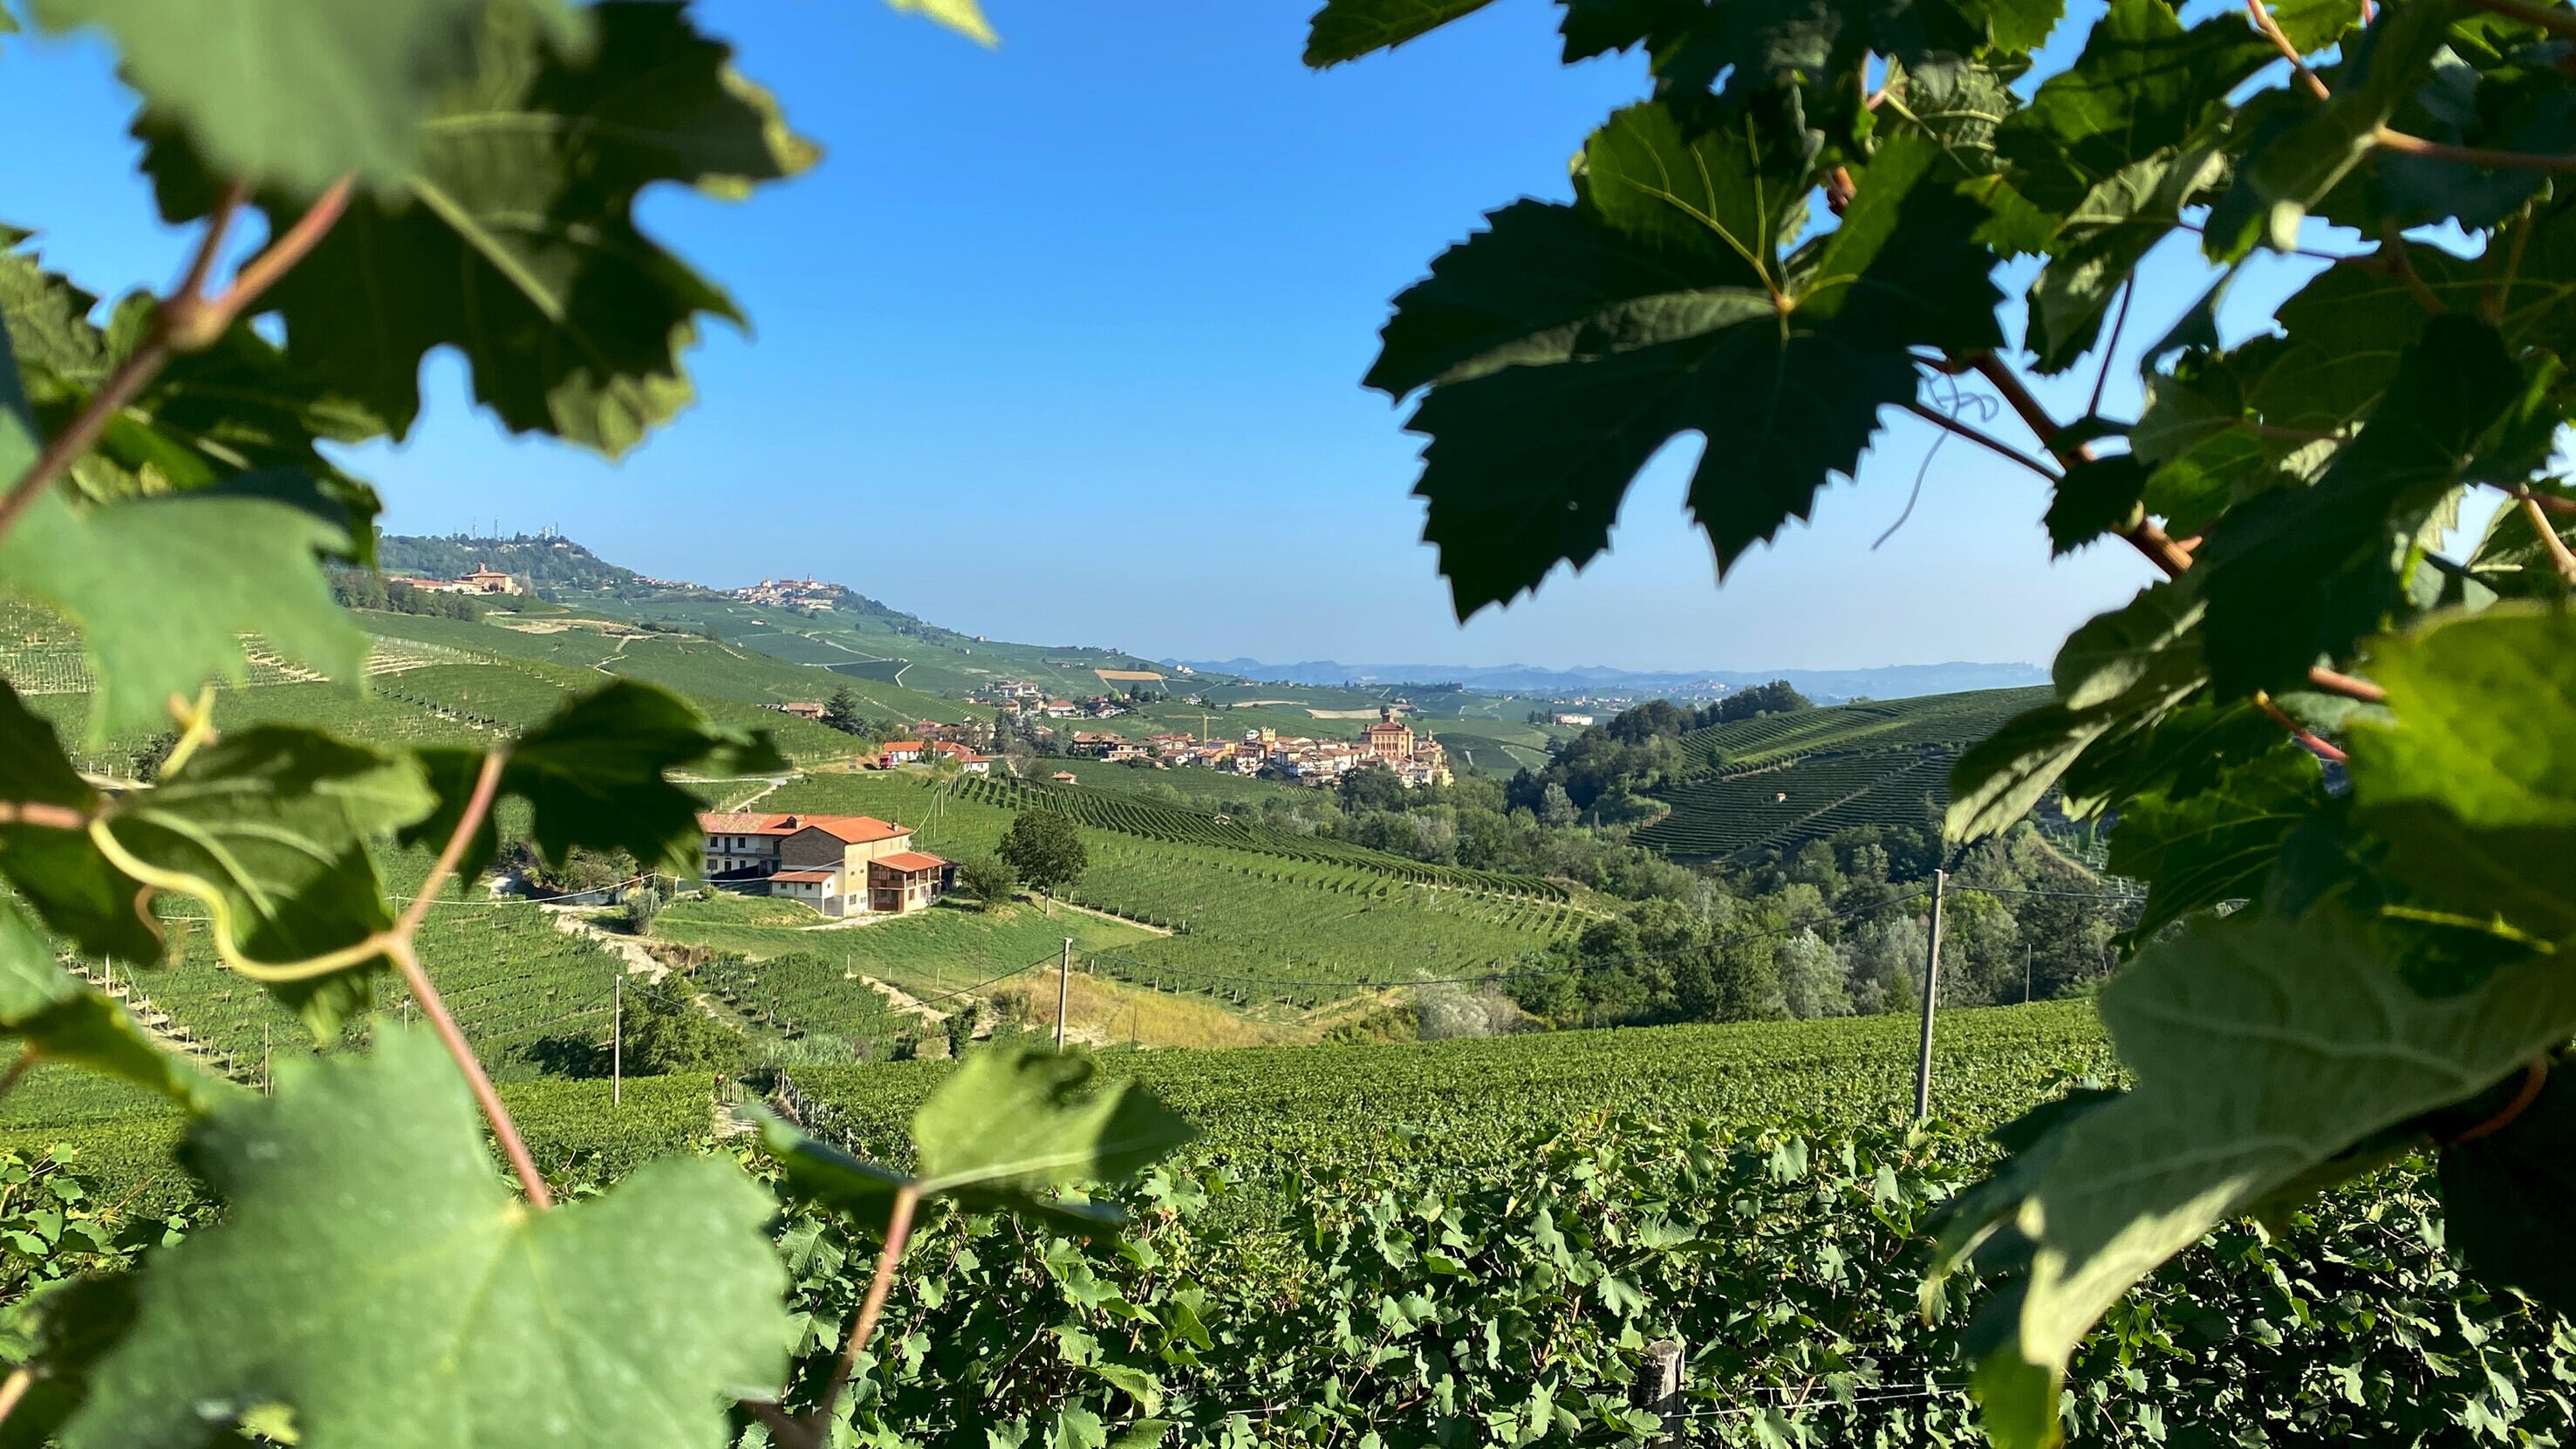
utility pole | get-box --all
[2025,944,2033,1005]
[1913,869,1947,1120]
[1056,938,1073,1052]
[612,970,623,1108]
[263,1023,272,1098]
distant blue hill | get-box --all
[1162,658,2047,703]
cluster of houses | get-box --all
[390,566,523,596]
[1071,708,1452,789]
[694,810,952,918]
[730,577,840,610]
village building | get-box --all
[393,566,523,596]
[694,811,948,918]
[772,701,829,722]
[877,740,927,767]
[927,741,992,773]
[1360,708,1415,764]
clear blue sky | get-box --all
[2,0,2330,673]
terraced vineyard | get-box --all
[1638,687,2050,861]
[687,950,911,1046]
[957,774,1568,899]
[1679,687,2046,769]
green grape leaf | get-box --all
[403,679,790,888]
[2197,315,2523,695]
[2272,0,2362,50]
[1304,0,1502,64]
[2105,744,2329,936]
[2463,481,2576,598]
[1948,580,2208,838]
[1376,108,1997,617]
[2025,147,2224,373]
[1,233,384,537]
[0,899,234,1112]
[63,1027,789,1449]
[2203,0,2460,257]
[0,681,154,963]
[2438,1057,2576,1316]
[2347,604,2576,938]
[1945,906,2576,1449]
[884,0,999,44]
[2057,696,2292,819]
[2131,332,2380,537]
[1641,0,1987,99]
[0,1273,138,1449]
[98,728,432,1035]
[2042,455,2145,555]
[0,471,369,739]
[141,0,817,458]
[27,0,581,200]
[1993,0,2273,218]
[759,1047,1193,1236]
[912,1047,1194,1224]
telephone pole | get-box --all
[1913,868,1948,1121]
[612,970,623,1108]
[1056,938,1073,1052]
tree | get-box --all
[1537,783,1577,829]
[996,810,1087,911]
[821,687,862,735]
[952,855,1016,910]
[622,980,746,1077]
[1320,0,2576,1438]
[621,885,662,935]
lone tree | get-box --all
[996,810,1086,913]
[953,855,1017,910]
[821,686,863,735]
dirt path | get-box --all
[858,974,948,1025]
[543,906,666,981]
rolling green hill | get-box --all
[1636,687,2051,861]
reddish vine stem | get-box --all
[2087,281,2135,419]
[2379,222,2450,315]
[0,802,92,830]
[2375,126,2576,174]
[0,1049,37,1105]
[2257,694,2349,762]
[2247,0,2333,99]
[2513,484,2576,516]
[0,176,351,550]
[1898,400,2061,481]
[386,751,553,1208]
[808,1183,923,1439]
[2306,666,2388,704]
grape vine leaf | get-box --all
[2196,314,2524,695]
[2105,744,2328,936]
[2203,0,2461,257]
[0,681,155,963]
[0,232,385,537]
[403,679,790,888]
[2041,455,2145,555]
[1304,0,1502,64]
[1937,906,2576,1449]
[884,0,999,45]
[1374,104,1998,617]
[2025,147,2224,373]
[2347,605,2576,939]
[99,728,433,1035]
[63,1027,789,1449]
[762,1047,1193,1236]
[140,0,818,457]
[0,470,371,739]
[0,899,234,1113]
[1993,0,2271,219]
[27,0,582,200]
[1948,580,2206,838]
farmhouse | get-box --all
[392,565,523,596]
[694,811,948,918]
[773,701,829,721]
[878,740,926,766]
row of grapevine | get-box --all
[960,773,1569,900]
[1638,749,1953,859]
[1678,687,2049,769]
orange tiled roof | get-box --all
[695,811,908,844]
[873,851,947,872]
[769,869,839,883]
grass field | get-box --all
[1636,687,2052,861]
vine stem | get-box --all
[1897,400,2060,481]
[2521,496,2576,583]
[2247,0,2332,100]
[807,1182,923,1439]
[2374,126,2576,174]
[386,751,553,1208]
[0,1049,37,1104]
[2512,483,2576,516]
[1961,353,2379,759]
[0,1365,31,1433]
[0,177,351,551]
